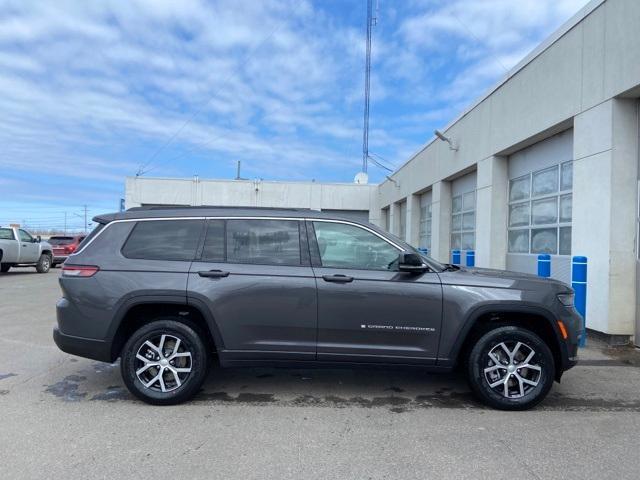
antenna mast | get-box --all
[361,0,376,174]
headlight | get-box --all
[557,292,574,306]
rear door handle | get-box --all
[322,274,354,283]
[198,270,230,278]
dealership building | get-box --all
[126,0,640,346]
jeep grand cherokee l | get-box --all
[53,207,580,410]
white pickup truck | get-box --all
[0,226,53,273]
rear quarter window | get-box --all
[121,220,204,261]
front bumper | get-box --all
[53,327,112,362]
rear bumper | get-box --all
[53,327,112,362]
[52,255,68,264]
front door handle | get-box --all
[198,270,230,278]
[322,274,354,283]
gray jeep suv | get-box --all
[53,207,580,409]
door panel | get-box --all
[18,230,39,263]
[188,262,317,359]
[314,267,442,363]
[187,218,317,361]
[308,220,443,364]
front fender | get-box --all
[437,302,566,369]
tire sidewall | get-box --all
[120,319,209,405]
[36,253,51,273]
[468,326,555,410]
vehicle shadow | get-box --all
[196,365,477,411]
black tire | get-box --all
[0,264,10,273]
[35,253,52,273]
[120,319,209,405]
[467,326,555,411]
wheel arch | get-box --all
[109,297,224,362]
[449,304,566,381]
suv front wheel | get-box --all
[120,319,209,405]
[467,326,555,410]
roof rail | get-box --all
[126,205,319,212]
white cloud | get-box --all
[0,0,592,215]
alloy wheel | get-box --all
[135,334,193,392]
[483,341,542,399]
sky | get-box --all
[0,0,591,232]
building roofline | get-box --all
[127,176,378,187]
[385,0,605,182]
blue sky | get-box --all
[0,0,589,232]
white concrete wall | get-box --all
[573,99,639,336]
[125,176,377,219]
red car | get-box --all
[49,235,86,266]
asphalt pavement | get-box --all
[1,267,639,479]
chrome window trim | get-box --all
[71,215,404,257]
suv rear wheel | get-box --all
[467,326,555,410]
[120,319,209,405]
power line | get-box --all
[449,11,509,74]
[136,0,306,177]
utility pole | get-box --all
[361,0,376,175]
[83,205,88,234]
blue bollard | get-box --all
[452,249,461,265]
[537,254,551,278]
[572,256,587,347]
[466,250,475,267]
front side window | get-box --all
[313,221,399,270]
[18,229,33,242]
[226,219,301,266]
[508,160,572,255]
[122,220,203,261]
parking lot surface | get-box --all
[1,267,640,479]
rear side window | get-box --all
[0,228,14,240]
[122,220,203,261]
[226,219,301,266]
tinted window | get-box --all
[122,220,203,261]
[78,224,104,250]
[201,220,225,262]
[227,219,300,266]
[49,236,74,245]
[313,221,399,270]
[0,228,14,240]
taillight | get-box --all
[64,245,76,254]
[62,265,99,277]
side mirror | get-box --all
[398,252,428,273]
[36,236,41,243]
